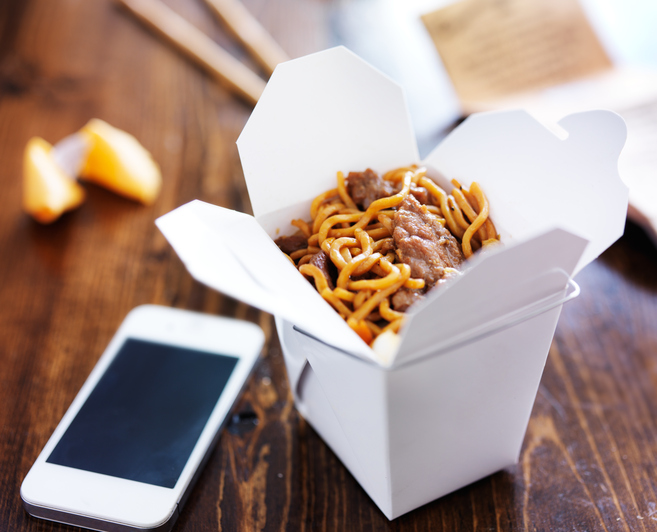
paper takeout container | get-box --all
[156,47,628,519]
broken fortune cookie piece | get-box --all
[23,137,86,224]
[79,119,162,205]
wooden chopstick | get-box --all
[202,0,289,76]
[116,0,266,105]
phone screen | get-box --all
[46,338,238,489]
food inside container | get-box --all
[274,165,500,347]
[158,46,629,367]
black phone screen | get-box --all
[46,338,238,489]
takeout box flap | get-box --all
[156,200,375,360]
[423,109,628,276]
[237,46,419,227]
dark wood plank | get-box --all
[1,1,657,531]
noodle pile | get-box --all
[277,165,499,346]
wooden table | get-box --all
[2,1,657,530]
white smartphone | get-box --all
[21,304,264,532]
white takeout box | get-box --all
[156,47,628,519]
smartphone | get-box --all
[21,305,264,532]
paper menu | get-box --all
[422,0,657,243]
[421,0,612,109]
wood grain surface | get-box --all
[1,1,657,531]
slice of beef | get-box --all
[275,234,307,255]
[308,250,335,290]
[408,183,431,205]
[347,168,395,209]
[391,181,431,205]
[392,195,464,288]
[391,287,425,312]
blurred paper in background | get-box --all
[421,0,657,244]
[421,0,612,107]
